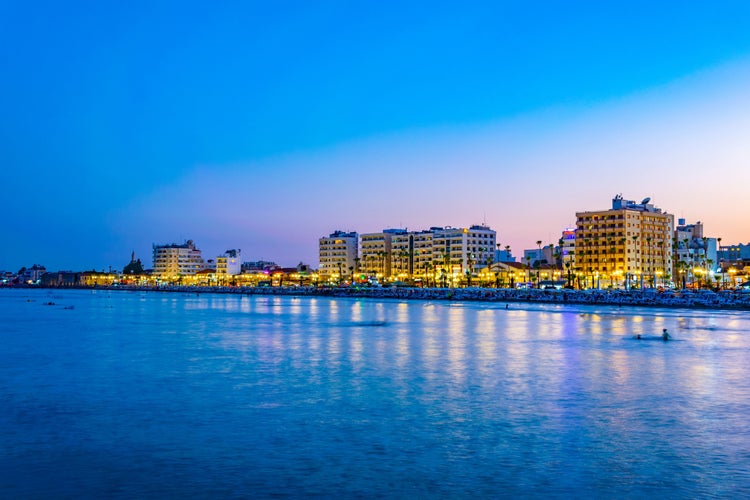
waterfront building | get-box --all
[242,260,278,272]
[79,271,118,287]
[523,248,545,266]
[318,224,496,284]
[152,240,205,278]
[318,230,358,282]
[431,225,496,285]
[575,195,674,289]
[360,229,405,281]
[391,229,435,281]
[20,264,47,284]
[488,261,530,288]
[40,271,80,287]
[719,242,750,262]
[673,220,718,287]
[558,228,576,285]
[494,248,516,263]
[216,249,242,276]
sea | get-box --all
[1,288,749,498]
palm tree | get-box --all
[535,240,543,287]
[645,236,653,287]
[525,255,532,287]
[484,253,494,286]
[400,249,410,280]
[718,237,724,288]
[631,235,639,289]
[376,251,386,280]
[466,253,476,287]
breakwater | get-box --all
[76,285,750,310]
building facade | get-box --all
[391,230,435,279]
[431,225,497,283]
[360,229,405,279]
[152,240,205,278]
[318,230,358,281]
[575,195,674,289]
[216,249,242,276]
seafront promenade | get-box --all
[40,285,750,310]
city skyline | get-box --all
[3,2,750,271]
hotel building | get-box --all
[392,229,435,279]
[318,230,358,280]
[319,224,497,284]
[216,249,242,276]
[360,229,406,279]
[152,240,205,278]
[575,196,674,289]
[430,225,497,281]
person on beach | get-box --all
[662,328,670,341]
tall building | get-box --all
[216,249,242,276]
[152,240,205,278]
[317,224,496,284]
[392,229,435,279]
[318,230,358,281]
[559,227,576,284]
[673,219,719,287]
[575,195,674,289]
[431,225,497,277]
[360,229,405,279]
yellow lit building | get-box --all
[152,239,205,279]
[318,230,358,282]
[360,229,405,280]
[216,249,242,283]
[575,195,674,289]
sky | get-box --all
[2,1,750,271]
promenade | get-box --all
[105,285,750,310]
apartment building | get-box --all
[152,240,205,277]
[216,249,242,276]
[360,229,405,278]
[392,229,434,278]
[431,225,497,277]
[575,195,674,288]
[318,230,358,280]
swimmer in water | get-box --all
[662,328,671,341]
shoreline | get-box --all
[13,285,750,311]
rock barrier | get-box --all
[96,285,750,310]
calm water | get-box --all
[1,288,749,498]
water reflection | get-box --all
[3,290,750,497]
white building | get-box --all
[319,230,358,281]
[152,240,205,278]
[217,249,242,276]
[431,225,497,275]
[674,219,718,287]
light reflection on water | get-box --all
[1,288,749,498]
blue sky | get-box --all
[2,1,750,270]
